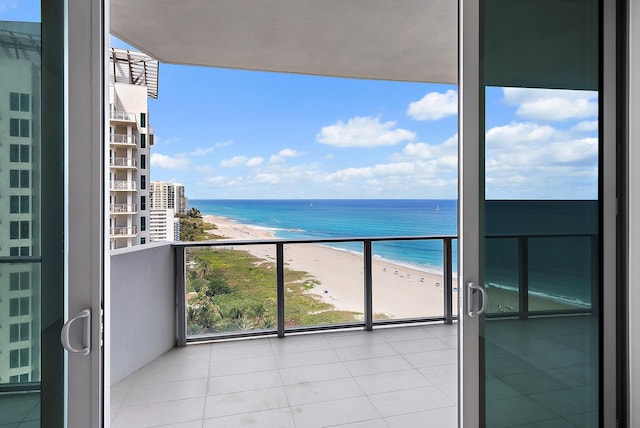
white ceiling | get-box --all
[110,0,457,84]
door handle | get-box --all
[60,309,91,355]
[467,282,487,317]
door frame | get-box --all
[458,0,620,425]
[66,0,108,426]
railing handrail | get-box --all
[110,157,137,167]
[110,111,136,121]
[109,180,137,190]
[109,226,137,235]
[173,234,458,248]
[110,203,137,212]
[109,134,136,144]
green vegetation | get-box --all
[178,207,223,241]
[186,247,360,335]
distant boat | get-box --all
[435,204,440,211]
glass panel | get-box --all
[481,0,600,426]
[372,239,454,321]
[185,245,277,337]
[1,8,51,426]
[284,243,363,329]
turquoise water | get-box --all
[191,199,457,274]
[192,199,598,307]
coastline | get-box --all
[202,214,456,319]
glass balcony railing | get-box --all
[110,156,137,168]
[110,204,137,214]
[173,232,596,343]
[109,180,136,191]
[109,133,136,146]
[109,111,136,122]
[110,226,137,237]
[175,236,457,343]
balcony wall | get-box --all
[110,242,176,385]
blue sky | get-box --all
[1,3,599,200]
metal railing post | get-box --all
[175,245,187,347]
[518,237,529,320]
[443,238,453,325]
[364,240,373,331]
[276,242,285,338]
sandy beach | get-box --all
[202,214,458,319]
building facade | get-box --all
[150,181,188,215]
[148,208,176,242]
[0,22,41,388]
[108,48,158,249]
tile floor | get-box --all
[111,324,458,428]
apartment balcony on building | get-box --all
[109,133,137,149]
[109,156,137,169]
[109,110,137,123]
[109,225,137,238]
[109,228,597,427]
[110,203,137,215]
[110,180,137,191]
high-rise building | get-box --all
[149,208,176,242]
[108,47,158,249]
[150,181,188,215]
[0,22,41,387]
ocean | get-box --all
[191,199,458,275]
[191,199,597,308]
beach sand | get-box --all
[202,215,458,319]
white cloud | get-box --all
[503,88,598,122]
[324,162,416,181]
[572,120,598,132]
[220,156,248,168]
[245,157,264,167]
[150,153,189,169]
[0,1,17,12]
[190,146,215,156]
[270,148,301,163]
[395,142,432,159]
[215,140,233,148]
[316,116,416,148]
[407,89,458,121]
[486,122,556,147]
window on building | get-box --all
[140,112,146,127]
[20,247,30,256]
[141,175,146,190]
[10,170,19,188]
[141,216,146,231]
[21,221,29,239]
[10,196,19,213]
[141,195,146,210]
[10,92,30,112]
[21,196,29,213]
[20,170,29,188]
[10,247,19,256]
[9,374,30,383]
[10,323,29,342]
[20,145,29,162]
[141,237,146,244]
[9,348,30,368]
[10,144,19,162]
[140,133,146,148]
[20,119,30,137]
[10,272,30,291]
[141,154,146,169]
[10,118,19,136]
[10,221,19,239]
[10,297,30,317]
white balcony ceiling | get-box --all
[110,0,457,84]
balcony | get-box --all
[110,180,136,191]
[109,232,597,427]
[110,204,137,214]
[110,226,137,238]
[110,111,136,123]
[110,156,137,169]
[109,133,137,148]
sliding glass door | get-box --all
[459,0,618,426]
